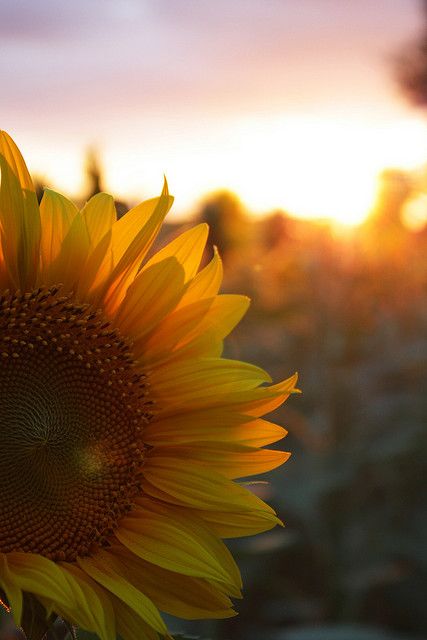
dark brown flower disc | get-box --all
[0,287,151,561]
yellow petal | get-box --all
[79,182,173,307]
[102,180,173,314]
[116,503,241,589]
[111,596,160,640]
[235,373,300,417]
[39,189,78,270]
[0,240,9,289]
[151,372,298,419]
[144,412,287,447]
[175,247,223,309]
[140,295,249,365]
[142,457,277,516]
[114,257,185,339]
[147,443,290,479]
[149,358,272,415]
[78,550,167,635]
[111,546,236,620]
[6,553,80,615]
[76,229,113,300]
[43,211,90,291]
[81,192,116,249]
[60,564,116,640]
[194,508,282,538]
[0,131,41,289]
[164,294,250,361]
[142,223,208,282]
[109,185,171,266]
[0,553,22,625]
[136,296,214,361]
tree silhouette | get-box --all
[395,1,427,107]
[85,147,104,199]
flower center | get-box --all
[0,287,150,561]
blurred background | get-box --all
[1,1,427,639]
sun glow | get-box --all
[24,114,427,226]
[217,115,427,225]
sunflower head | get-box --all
[0,131,299,640]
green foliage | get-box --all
[275,625,414,639]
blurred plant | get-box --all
[210,193,427,640]
[196,190,250,265]
[84,146,104,199]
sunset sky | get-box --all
[1,0,426,223]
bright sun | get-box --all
[223,115,427,226]
[26,114,427,227]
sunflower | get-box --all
[0,131,298,640]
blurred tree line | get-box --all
[184,174,426,640]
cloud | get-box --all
[0,0,109,39]
[0,0,421,124]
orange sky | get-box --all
[1,0,426,224]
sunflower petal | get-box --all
[142,223,208,282]
[194,508,282,538]
[0,131,41,289]
[142,457,277,517]
[0,240,8,289]
[151,371,298,418]
[39,189,78,271]
[148,443,290,479]
[78,550,167,635]
[115,257,185,339]
[102,179,173,314]
[60,564,116,640]
[111,596,161,640]
[80,182,173,307]
[81,192,117,249]
[76,228,113,300]
[163,294,250,361]
[176,247,223,309]
[6,553,79,614]
[0,553,22,625]
[140,295,249,365]
[235,372,300,417]
[112,547,236,620]
[44,211,90,291]
[144,412,287,447]
[149,357,272,416]
[116,503,241,589]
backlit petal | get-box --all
[81,192,116,249]
[111,596,161,640]
[144,412,287,447]
[39,189,78,271]
[147,443,290,479]
[78,550,167,635]
[0,553,22,625]
[142,457,277,517]
[142,223,208,282]
[175,247,223,309]
[60,564,116,640]
[111,546,236,620]
[116,503,241,589]
[115,257,185,339]
[7,553,80,615]
[0,131,41,289]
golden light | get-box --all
[23,114,427,226]
[224,115,427,225]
